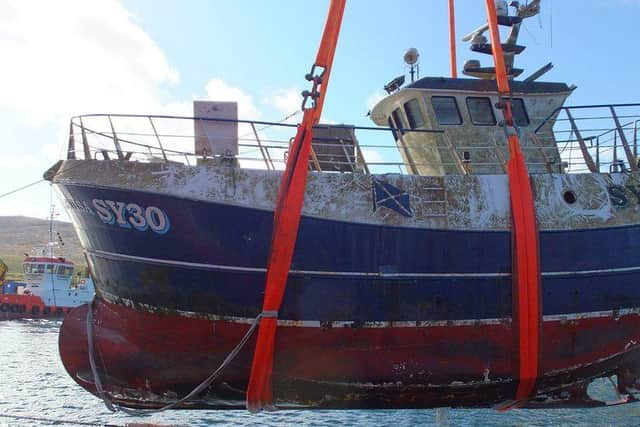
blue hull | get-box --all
[58,183,640,322]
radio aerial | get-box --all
[404,48,420,83]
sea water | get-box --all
[1,319,639,426]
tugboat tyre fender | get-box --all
[43,306,51,315]
[0,303,9,312]
[31,305,40,315]
[10,304,26,313]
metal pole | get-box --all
[250,122,272,170]
[609,106,638,171]
[79,117,91,160]
[148,117,168,162]
[633,119,638,160]
[565,109,598,173]
[107,115,125,160]
[448,0,457,78]
[596,136,600,171]
[67,122,76,160]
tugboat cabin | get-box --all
[23,257,74,279]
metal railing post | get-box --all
[565,108,598,173]
[596,136,600,172]
[250,122,272,170]
[67,121,76,160]
[79,117,91,160]
[610,106,638,171]
[107,115,125,160]
[634,119,638,160]
[148,117,168,162]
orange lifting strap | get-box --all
[485,0,542,407]
[246,0,346,412]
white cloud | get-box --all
[203,79,260,120]
[264,88,301,120]
[0,0,178,124]
[0,0,304,218]
[366,90,387,112]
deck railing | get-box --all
[67,106,640,176]
[67,114,451,175]
[535,103,640,174]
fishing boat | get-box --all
[51,0,640,410]
[0,211,95,320]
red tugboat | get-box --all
[0,210,95,320]
[52,0,640,411]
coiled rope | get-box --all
[87,299,265,415]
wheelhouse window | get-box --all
[512,98,530,127]
[45,264,55,273]
[403,99,425,129]
[36,264,45,274]
[466,97,496,126]
[387,117,399,140]
[392,108,407,135]
[431,96,462,125]
[56,265,73,276]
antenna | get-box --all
[404,48,420,83]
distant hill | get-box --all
[0,216,84,263]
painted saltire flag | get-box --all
[372,178,413,217]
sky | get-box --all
[1,0,639,221]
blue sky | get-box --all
[1,0,639,221]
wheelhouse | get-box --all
[370,77,574,176]
[23,257,74,277]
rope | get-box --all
[0,179,44,199]
[0,413,119,426]
[87,299,264,415]
[0,156,97,201]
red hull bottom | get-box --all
[59,298,640,409]
[0,294,72,320]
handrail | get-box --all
[534,103,640,134]
[68,109,640,176]
[71,113,445,134]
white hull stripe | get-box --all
[89,248,640,279]
[101,290,640,328]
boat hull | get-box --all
[51,161,640,408]
[60,298,640,409]
[0,294,72,320]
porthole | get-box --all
[563,190,577,204]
